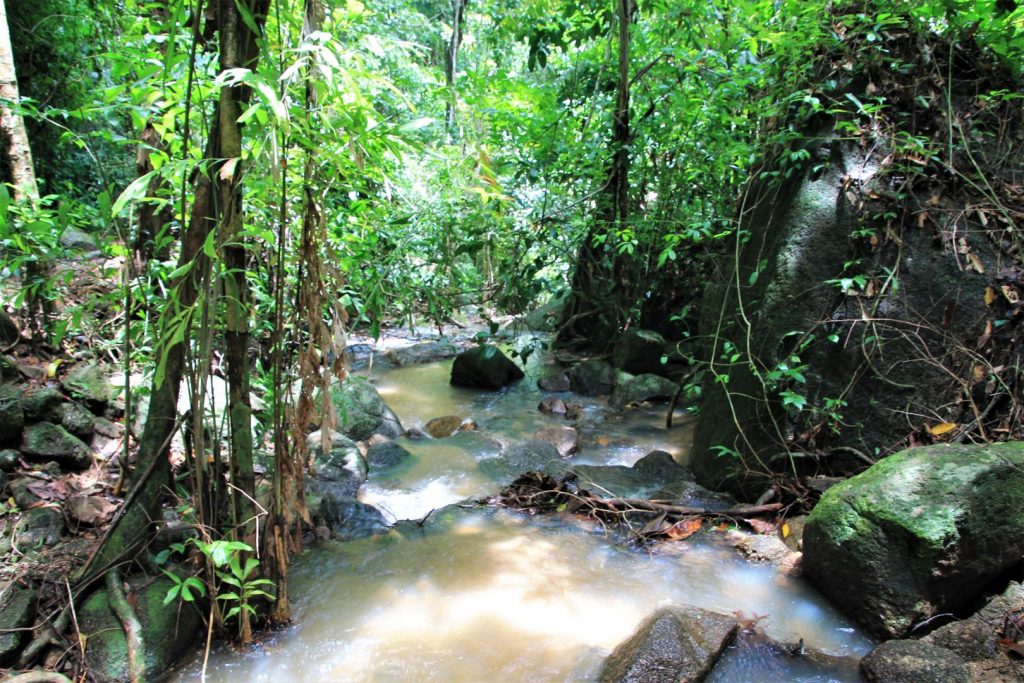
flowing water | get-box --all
[172,347,873,682]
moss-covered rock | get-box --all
[450,345,525,389]
[61,400,96,438]
[20,421,92,469]
[62,362,111,406]
[567,359,616,396]
[329,377,404,441]
[79,575,204,682]
[0,449,18,472]
[20,387,64,422]
[803,442,1024,639]
[0,584,36,665]
[608,373,678,411]
[0,384,24,441]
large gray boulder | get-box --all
[20,421,92,469]
[385,340,457,366]
[79,575,204,682]
[330,377,403,441]
[689,130,997,499]
[803,443,1024,639]
[612,329,667,375]
[450,345,524,389]
[306,430,366,499]
[599,605,737,683]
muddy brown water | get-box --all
[172,351,872,682]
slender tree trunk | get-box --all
[0,0,37,201]
[444,0,467,141]
[559,0,633,346]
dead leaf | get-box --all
[1002,285,1020,303]
[967,253,985,273]
[917,211,928,228]
[664,517,702,541]
[928,422,958,436]
[781,523,791,539]
[26,480,68,502]
[985,287,999,305]
[977,209,989,227]
[997,639,1024,657]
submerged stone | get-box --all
[365,440,413,470]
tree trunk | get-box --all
[559,0,633,346]
[0,0,37,201]
[444,0,467,141]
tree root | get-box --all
[105,570,146,683]
[17,609,68,670]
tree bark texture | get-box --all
[0,0,38,200]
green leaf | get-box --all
[111,172,156,216]
[399,117,435,132]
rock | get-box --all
[68,495,117,527]
[59,226,101,253]
[307,431,366,498]
[0,384,24,441]
[20,386,63,422]
[0,584,36,665]
[780,515,807,551]
[923,581,1024,662]
[450,345,525,389]
[608,374,678,411]
[62,362,111,406]
[0,310,18,349]
[14,506,64,547]
[533,425,579,456]
[385,340,457,366]
[633,450,688,482]
[612,329,668,375]
[538,372,571,392]
[479,440,562,482]
[330,377,404,441]
[61,400,96,438]
[690,133,998,499]
[860,640,970,683]
[599,605,738,683]
[728,531,802,572]
[20,421,92,469]
[79,575,204,682]
[709,630,862,681]
[568,359,616,396]
[0,449,17,472]
[425,415,475,438]
[318,493,390,540]
[365,441,412,470]
[8,478,39,509]
[803,442,1024,639]
[538,397,582,419]
[343,343,376,370]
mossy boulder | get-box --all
[20,386,64,422]
[61,400,96,438]
[62,362,111,406]
[611,329,667,375]
[20,421,92,469]
[803,442,1024,639]
[450,345,524,389]
[329,377,403,441]
[0,384,24,441]
[79,575,204,682]
[0,449,18,472]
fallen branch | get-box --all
[489,472,782,528]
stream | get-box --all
[172,341,873,682]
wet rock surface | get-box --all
[318,493,390,540]
[365,440,413,470]
[599,605,738,683]
[609,373,678,411]
[567,359,616,396]
[611,329,668,376]
[330,377,404,441]
[860,640,970,683]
